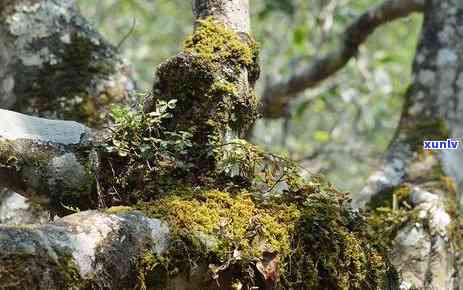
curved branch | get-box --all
[261,0,425,118]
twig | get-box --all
[117,17,137,50]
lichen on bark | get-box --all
[1,0,135,127]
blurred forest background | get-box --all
[77,0,422,193]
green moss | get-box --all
[0,250,85,290]
[139,190,296,259]
[367,206,419,249]
[132,178,393,290]
[282,188,395,290]
[364,183,418,252]
[399,89,450,152]
[105,206,133,215]
[183,18,256,68]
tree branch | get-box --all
[0,109,98,212]
[193,0,251,33]
[261,0,425,118]
[0,0,139,223]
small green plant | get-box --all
[218,139,310,194]
[106,98,188,159]
[97,97,195,203]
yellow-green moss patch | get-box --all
[133,179,394,289]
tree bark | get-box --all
[353,0,463,288]
[0,210,171,290]
[0,0,137,224]
[0,0,136,126]
[193,0,250,33]
[0,109,100,215]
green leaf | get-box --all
[293,26,307,46]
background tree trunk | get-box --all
[353,0,463,288]
[0,0,136,125]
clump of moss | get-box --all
[367,206,419,249]
[183,18,256,68]
[133,188,296,289]
[364,184,420,256]
[139,189,297,259]
[280,181,395,290]
[132,176,394,289]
